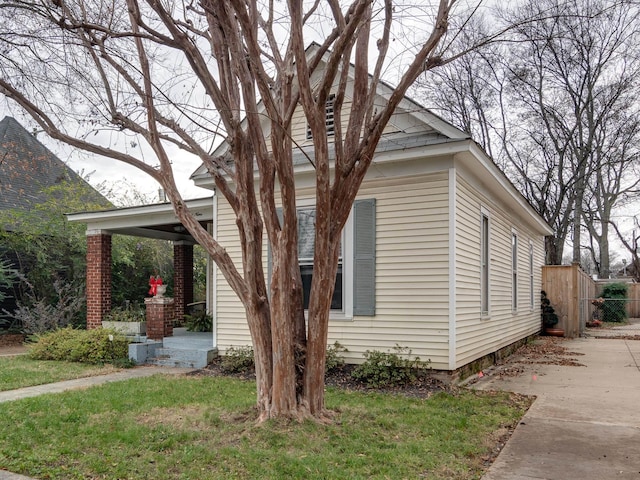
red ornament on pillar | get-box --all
[148,275,163,296]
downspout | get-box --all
[448,167,457,370]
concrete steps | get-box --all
[127,329,216,369]
[148,346,217,369]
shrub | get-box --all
[28,327,130,365]
[600,283,628,323]
[221,345,255,374]
[0,258,17,304]
[184,311,213,332]
[104,304,145,322]
[540,290,559,328]
[7,279,85,334]
[325,341,348,373]
[352,345,429,388]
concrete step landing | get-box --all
[148,346,217,369]
[128,328,216,369]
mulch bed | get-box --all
[190,358,453,399]
[190,337,587,395]
[0,333,25,347]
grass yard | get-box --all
[0,374,531,479]
[0,356,121,391]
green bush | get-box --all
[600,283,628,323]
[184,311,213,332]
[221,345,255,374]
[326,341,348,373]
[28,327,130,365]
[352,345,429,387]
[104,304,145,322]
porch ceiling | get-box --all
[66,196,214,243]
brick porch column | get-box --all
[86,231,112,329]
[145,297,175,340]
[173,241,194,322]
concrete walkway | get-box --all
[0,365,193,403]
[474,335,640,479]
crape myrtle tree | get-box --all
[1,0,487,420]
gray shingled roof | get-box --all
[0,116,107,212]
[291,131,459,166]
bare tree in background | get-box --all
[417,0,640,270]
[0,0,490,421]
[611,218,640,282]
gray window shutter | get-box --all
[353,198,376,316]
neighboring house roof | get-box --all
[0,116,108,214]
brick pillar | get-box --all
[145,297,175,340]
[86,231,112,329]
[173,242,194,322]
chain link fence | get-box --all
[580,298,640,327]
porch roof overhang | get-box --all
[66,196,214,243]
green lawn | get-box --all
[0,374,531,479]
[0,355,120,391]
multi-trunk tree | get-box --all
[0,0,499,420]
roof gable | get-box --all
[191,44,469,182]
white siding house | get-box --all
[70,48,552,373]
[190,79,552,371]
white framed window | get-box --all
[481,210,490,316]
[297,207,344,311]
[270,199,376,319]
[512,230,518,311]
[529,241,534,310]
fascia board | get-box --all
[66,197,214,228]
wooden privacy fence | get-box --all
[541,264,596,338]
[542,264,639,337]
[624,283,640,318]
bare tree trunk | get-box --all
[268,245,299,419]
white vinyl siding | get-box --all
[214,200,254,350]
[213,172,451,368]
[212,160,547,371]
[454,173,545,368]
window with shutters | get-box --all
[297,207,343,310]
[270,199,375,319]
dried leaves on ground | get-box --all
[488,337,586,380]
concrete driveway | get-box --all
[473,334,640,479]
